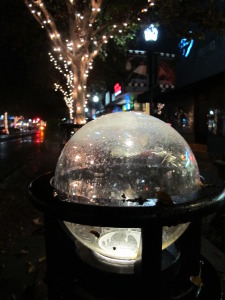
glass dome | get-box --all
[53,112,201,264]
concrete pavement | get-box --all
[0,131,224,299]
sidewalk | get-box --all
[190,143,225,297]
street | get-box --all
[0,132,45,181]
[0,129,224,299]
[0,130,62,300]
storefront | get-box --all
[153,72,225,153]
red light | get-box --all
[114,83,122,96]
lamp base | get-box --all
[73,237,180,275]
[66,255,222,300]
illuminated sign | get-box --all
[122,103,131,111]
[144,24,158,42]
[178,37,194,57]
[114,83,122,96]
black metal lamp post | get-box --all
[29,112,225,300]
[29,172,225,300]
[144,24,158,115]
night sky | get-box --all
[0,0,68,121]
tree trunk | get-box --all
[73,88,86,124]
[72,60,87,124]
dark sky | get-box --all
[0,0,68,121]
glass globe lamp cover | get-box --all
[53,112,201,263]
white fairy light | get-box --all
[26,0,148,123]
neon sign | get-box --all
[114,83,122,96]
[178,37,194,57]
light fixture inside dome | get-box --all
[53,112,201,271]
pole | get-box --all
[150,51,155,115]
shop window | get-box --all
[207,108,225,136]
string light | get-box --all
[25,0,150,122]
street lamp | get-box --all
[29,112,225,299]
[91,94,102,119]
[144,24,158,42]
[93,95,99,103]
[144,24,158,115]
